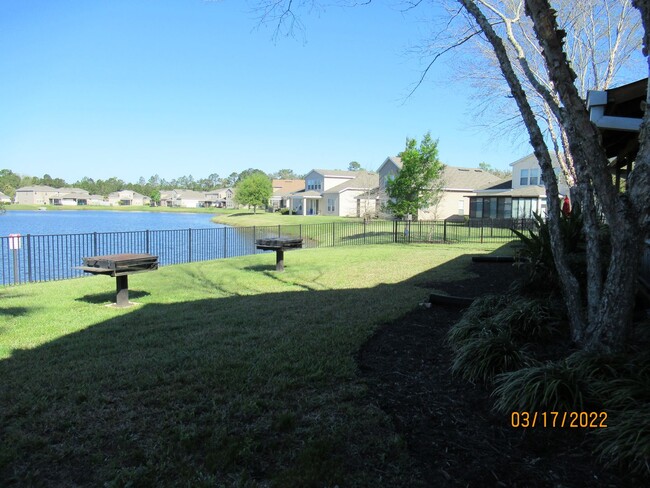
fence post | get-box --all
[300,224,302,240]
[223,227,227,258]
[364,219,367,244]
[480,222,484,244]
[93,232,98,256]
[332,222,335,247]
[393,220,397,243]
[253,226,256,252]
[146,229,150,254]
[188,228,193,262]
[12,242,19,285]
[27,234,33,283]
[443,220,447,243]
[278,224,281,238]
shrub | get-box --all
[492,359,586,413]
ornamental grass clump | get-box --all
[451,329,535,384]
[578,349,650,475]
[592,403,650,475]
[492,359,586,413]
[446,295,509,350]
[491,296,559,342]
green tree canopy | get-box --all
[273,168,302,179]
[386,132,444,219]
[348,161,363,171]
[234,172,272,213]
[479,162,511,180]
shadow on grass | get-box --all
[0,307,29,317]
[75,290,151,305]
[0,244,516,487]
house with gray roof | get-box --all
[107,190,151,206]
[468,153,570,219]
[377,157,506,220]
[0,191,11,204]
[14,185,59,205]
[289,169,378,216]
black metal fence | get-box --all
[0,218,531,285]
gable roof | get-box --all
[323,171,379,193]
[272,179,305,194]
[377,156,402,173]
[311,169,361,178]
[440,166,506,190]
[16,185,58,192]
[173,189,208,200]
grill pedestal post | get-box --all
[276,249,285,272]
[116,275,129,307]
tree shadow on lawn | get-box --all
[0,244,523,487]
[0,306,30,317]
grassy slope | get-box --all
[0,243,504,486]
[209,209,357,227]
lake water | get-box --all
[0,210,222,236]
[0,211,267,285]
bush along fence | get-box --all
[0,218,533,286]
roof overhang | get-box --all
[587,78,646,163]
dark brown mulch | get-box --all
[357,262,643,488]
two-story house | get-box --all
[377,157,506,220]
[107,190,151,206]
[289,170,378,216]
[14,186,60,205]
[270,179,305,210]
[469,153,570,219]
[204,188,235,208]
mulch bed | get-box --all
[357,262,644,487]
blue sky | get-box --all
[0,0,533,183]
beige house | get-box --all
[0,191,12,204]
[377,157,505,220]
[321,172,379,217]
[50,189,90,206]
[290,170,378,216]
[270,179,305,209]
[108,190,151,206]
[204,188,236,208]
[469,153,570,219]
[14,185,59,205]
[161,189,214,208]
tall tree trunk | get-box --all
[526,0,647,350]
[458,0,587,339]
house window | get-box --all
[512,198,539,218]
[474,198,483,219]
[520,169,529,186]
[327,198,335,212]
[307,179,322,190]
[529,168,540,185]
[502,197,512,218]
[457,200,464,216]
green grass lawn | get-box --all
[210,208,358,227]
[0,243,507,486]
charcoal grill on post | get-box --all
[255,237,303,272]
[76,253,158,307]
